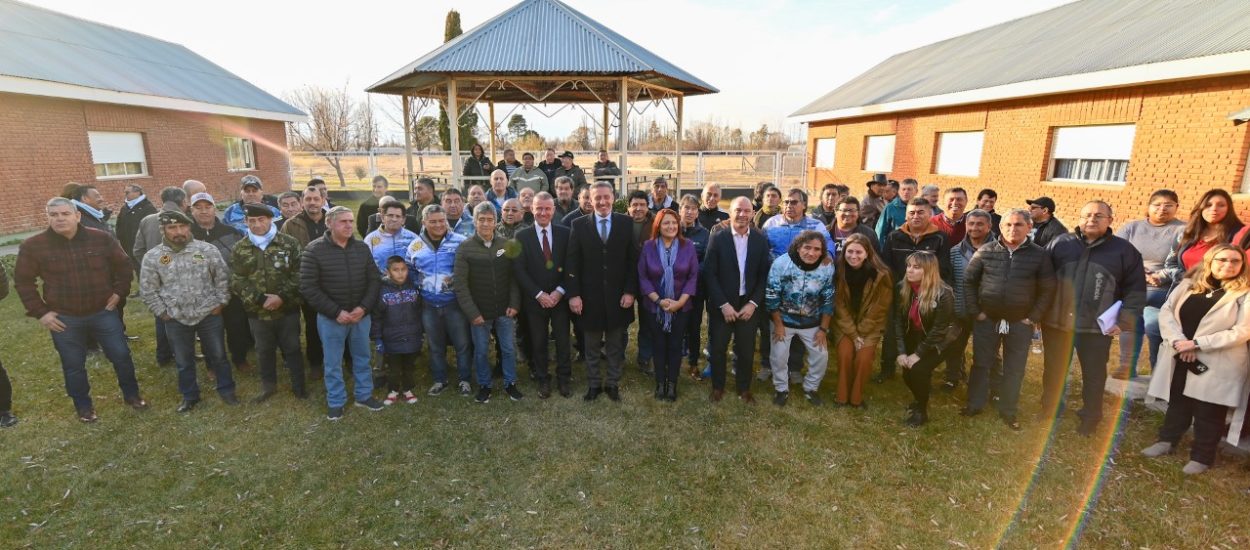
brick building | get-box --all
[0,0,304,234]
[790,0,1250,224]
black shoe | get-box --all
[354,397,385,411]
[176,398,200,413]
[803,390,823,406]
[124,395,149,411]
[538,380,552,399]
[905,410,928,427]
[1002,415,1022,431]
[76,407,98,423]
[0,411,18,428]
[504,384,524,401]
[326,406,343,421]
[959,407,982,417]
[605,386,621,402]
[665,381,677,402]
[583,387,601,401]
[475,387,492,404]
[220,393,240,406]
[773,391,788,407]
[941,381,958,392]
[252,387,277,404]
[558,379,572,398]
[654,381,664,400]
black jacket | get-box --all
[893,283,955,358]
[1044,231,1146,334]
[116,198,156,261]
[369,276,424,355]
[357,196,381,237]
[463,154,494,178]
[881,222,951,281]
[965,238,1056,323]
[697,207,729,231]
[299,232,380,319]
[1032,217,1068,248]
[703,226,771,311]
[565,212,639,332]
[513,224,571,310]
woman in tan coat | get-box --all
[833,233,893,407]
[1144,244,1250,475]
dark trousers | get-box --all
[969,318,1031,417]
[154,315,173,363]
[623,302,653,366]
[584,326,626,388]
[879,320,898,378]
[525,303,572,383]
[1158,365,1229,466]
[223,296,254,366]
[384,352,418,393]
[646,309,689,385]
[0,360,11,413]
[708,298,761,392]
[248,312,305,394]
[683,295,705,366]
[49,309,141,411]
[300,302,325,369]
[941,318,973,384]
[1041,327,1111,425]
[901,332,944,413]
[166,314,235,400]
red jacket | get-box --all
[15,225,132,318]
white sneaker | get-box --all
[458,381,472,396]
[1182,461,1209,475]
[382,391,400,406]
[402,391,418,404]
[427,382,447,396]
[1140,441,1173,457]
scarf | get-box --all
[73,199,105,221]
[907,282,923,331]
[248,222,278,250]
[655,239,678,333]
[788,248,821,272]
[125,195,146,209]
[845,264,873,313]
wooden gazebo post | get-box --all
[617,77,629,197]
[447,78,461,192]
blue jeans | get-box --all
[317,315,374,408]
[48,309,141,410]
[1118,287,1167,375]
[422,303,472,384]
[165,313,236,400]
[471,316,516,387]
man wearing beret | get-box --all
[141,210,238,412]
[231,203,307,402]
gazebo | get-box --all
[366,0,717,196]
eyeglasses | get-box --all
[1212,257,1244,264]
[1080,214,1110,221]
[783,199,801,205]
[502,208,521,212]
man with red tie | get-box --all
[513,192,574,399]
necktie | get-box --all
[542,228,552,262]
[599,218,608,243]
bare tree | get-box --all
[286,85,355,187]
[354,98,379,152]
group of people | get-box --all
[5,154,1249,478]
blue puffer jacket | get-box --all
[364,227,418,274]
[407,230,466,307]
[369,276,424,354]
[222,201,280,234]
[761,214,837,260]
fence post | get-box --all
[696,152,704,187]
[773,151,782,186]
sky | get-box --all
[29,0,1076,143]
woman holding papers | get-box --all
[1143,244,1250,475]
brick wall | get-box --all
[0,93,292,234]
[805,74,1250,225]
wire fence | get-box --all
[289,149,808,195]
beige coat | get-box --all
[1147,278,1250,444]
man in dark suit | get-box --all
[704,197,772,402]
[567,182,639,401]
[513,192,573,399]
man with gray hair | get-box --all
[15,197,148,422]
[963,208,1056,430]
[300,206,382,420]
[697,182,729,230]
[921,184,943,216]
[182,179,207,199]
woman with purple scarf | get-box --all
[638,209,699,402]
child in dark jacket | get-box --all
[370,256,424,405]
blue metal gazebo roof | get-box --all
[366,0,717,99]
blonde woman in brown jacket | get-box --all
[833,233,893,407]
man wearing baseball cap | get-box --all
[553,151,588,191]
[223,175,280,234]
[1026,196,1067,248]
[140,209,238,412]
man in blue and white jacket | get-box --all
[761,188,836,260]
[407,204,472,396]
[222,175,280,234]
[364,200,418,274]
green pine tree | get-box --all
[437,10,479,154]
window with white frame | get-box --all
[863,135,895,172]
[814,138,835,168]
[226,136,256,171]
[1049,124,1135,184]
[88,131,147,179]
[935,131,984,177]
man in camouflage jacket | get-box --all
[230,203,306,401]
[140,210,237,412]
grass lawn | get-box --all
[2,266,1249,548]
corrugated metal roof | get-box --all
[0,0,304,119]
[791,0,1250,118]
[367,0,717,96]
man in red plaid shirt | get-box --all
[14,197,149,423]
